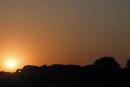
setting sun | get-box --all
[6,59,16,68]
[2,56,21,72]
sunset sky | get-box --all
[0,0,130,71]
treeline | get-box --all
[0,56,130,87]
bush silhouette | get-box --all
[94,56,120,70]
[0,57,129,87]
[126,59,130,69]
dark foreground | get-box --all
[0,57,130,87]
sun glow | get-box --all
[3,56,20,71]
[6,59,16,68]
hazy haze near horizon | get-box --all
[0,0,129,70]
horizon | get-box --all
[0,56,128,72]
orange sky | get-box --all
[0,0,130,71]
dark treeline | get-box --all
[0,56,130,87]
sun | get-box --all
[1,54,22,72]
[4,58,18,69]
[6,60,16,68]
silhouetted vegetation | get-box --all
[0,56,130,87]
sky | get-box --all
[0,0,130,71]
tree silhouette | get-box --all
[126,59,130,69]
[94,56,120,70]
[0,56,129,87]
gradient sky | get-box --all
[0,0,130,71]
